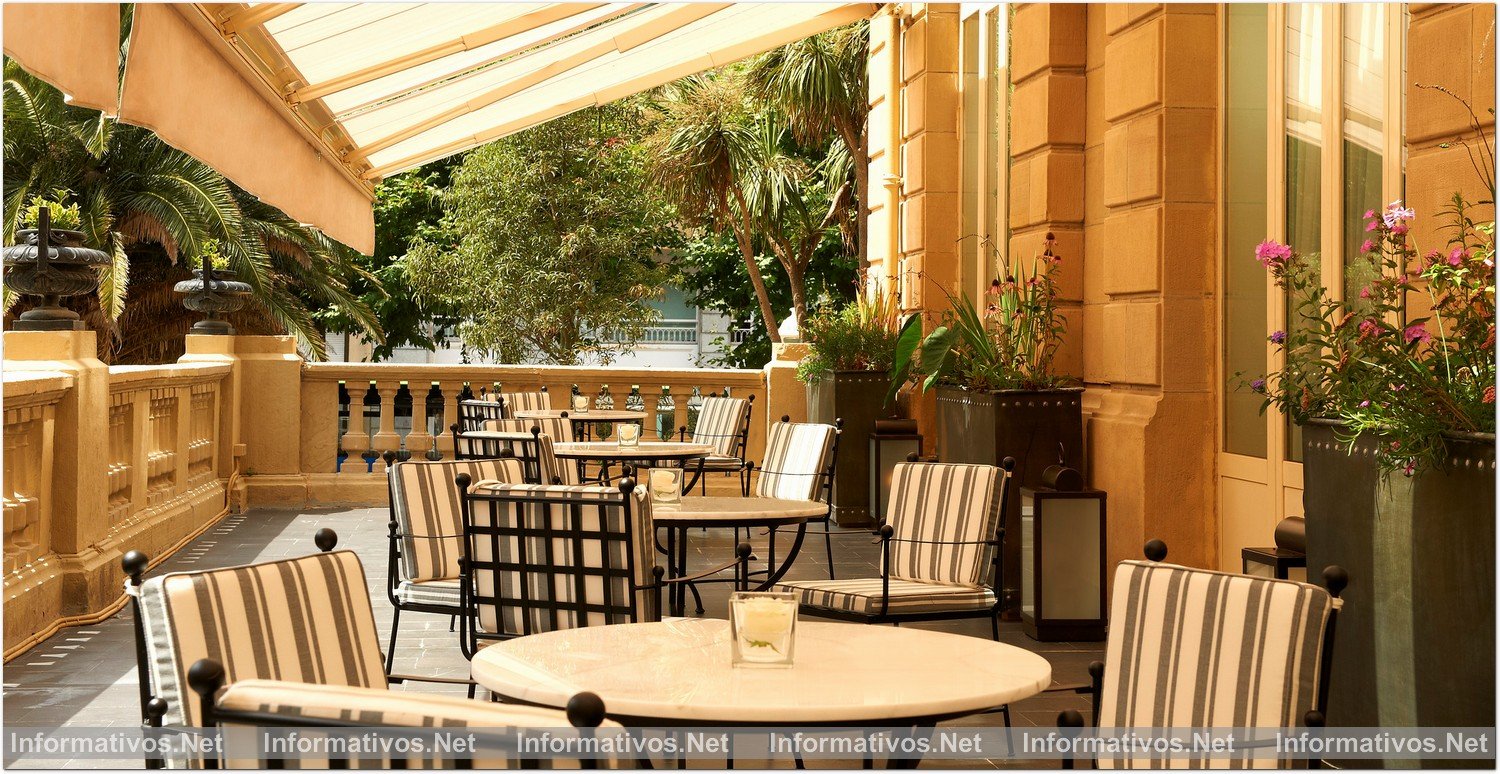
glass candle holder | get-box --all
[649,467,682,504]
[617,422,641,448]
[729,591,798,667]
[571,394,590,414]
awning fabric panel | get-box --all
[3,3,121,114]
[118,4,374,254]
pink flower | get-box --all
[1358,320,1379,340]
[1448,247,1468,266]
[1359,287,1372,299]
[1366,220,1382,232]
[1425,250,1443,266]
[1255,240,1292,268]
[1403,324,1432,344]
[1363,209,1378,219]
[1361,239,1377,253]
[1390,223,1408,236]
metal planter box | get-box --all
[1303,419,1496,743]
[935,385,1085,613]
[807,370,899,528]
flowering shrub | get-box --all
[888,233,1073,402]
[1251,198,1496,476]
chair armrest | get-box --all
[386,673,474,687]
[657,555,752,585]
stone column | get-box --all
[1083,4,1218,569]
[4,330,115,615]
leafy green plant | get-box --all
[19,192,81,231]
[195,238,228,271]
[887,233,1073,404]
[796,283,901,383]
[1249,198,1495,476]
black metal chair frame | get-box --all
[677,394,756,496]
[458,399,506,432]
[180,658,607,770]
[123,529,471,769]
[1053,539,1349,770]
[450,423,558,484]
[453,473,750,661]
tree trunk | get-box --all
[840,121,869,271]
[786,261,809,335]
[728,187,782,343]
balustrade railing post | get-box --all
[172,386,191,498]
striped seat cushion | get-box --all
[700,454,747,471]
[885,462,1002,587]
[137,551,387,727]
[774,578,996,614]
[498,391,551,418]
[692,397,749,457]
[756,421,836,501]
[216,680,621,768]
[390,458,527,583]
[394,577,462,608]
[464,483,659,636]
[481,417,575,443]
[1099,560,1334,766]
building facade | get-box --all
[866,2,1495,572]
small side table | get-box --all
[1241,546,1307,579]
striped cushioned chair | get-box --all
[453,417,578,484]
[1055,541,1347,770]
[385,456,528,673]
[753,416,841,578]
[192,678,617,768]
[458,399,506,431]
[128,544,388,731]
[456,477,662,657]
[497,389,551,418]
[680,395,754,495]
[774,459,1009,627]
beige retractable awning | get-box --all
[3,3,121,115]
[28,3,877,253]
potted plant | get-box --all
[798,284,903,527]
[174,238,252,335]
[1250,195,1495,731]
[3,195,111,330]
[888,233,1082,612]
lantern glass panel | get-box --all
[1020,489,1036,620]
[870,436,922,519]
[1038,496,1103,620]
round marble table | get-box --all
[470,618,1053,726]
[514,409,647,441]
[552,441,714,462]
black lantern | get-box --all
[869,419,922,519]
[2,207,111,331]
[1020,464,1107,642]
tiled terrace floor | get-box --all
[4,505,1099,768]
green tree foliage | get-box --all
[317,160,459,360]
[2,58,381,362]
[406,102,675,365]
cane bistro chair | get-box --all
[1054,540,1347,770]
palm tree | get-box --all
[745,22,869,267]
[647,74,783,342]
[2,59,381,362]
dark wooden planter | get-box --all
[935,385,1085,613]
[1303,420,1495,755]
[807,370,900,528]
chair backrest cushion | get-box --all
[464,483,657,637]
[1099,561,1334,744]
[390,457,527,582]
[482,416,575,443]
[756,421,836,501]
[498,391,551,418]
[693,397,750,457]
[885,461,1002,587]
[137,550,386,727]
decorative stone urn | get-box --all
[173,257,252,335]
[3,213,111,331]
